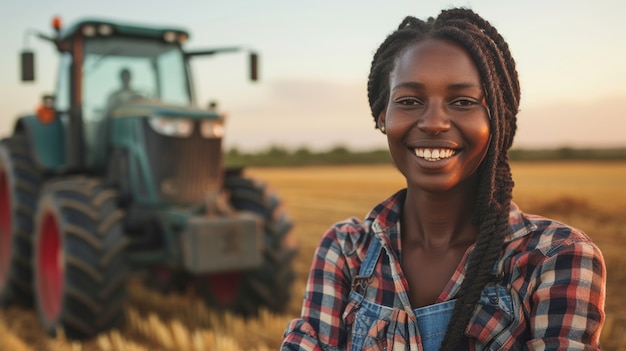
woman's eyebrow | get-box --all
[447,82,482,91]
[391,81,482,92]
[391,81,425,92]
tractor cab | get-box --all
[20,17,255,173]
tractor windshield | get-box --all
[83,36,190,111]
[81,36,191,168]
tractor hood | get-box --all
[111,100,220,120]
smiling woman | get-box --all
[281,7,606,351]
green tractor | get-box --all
[0,17,297,339]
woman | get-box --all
[282,7,605,350]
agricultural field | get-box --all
[1,161,625,350]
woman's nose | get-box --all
[417,102,451,135]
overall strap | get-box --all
[359,236,383,277]
[351,235,383,296]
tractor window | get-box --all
[156,49,189,105]
[55,53,71,112]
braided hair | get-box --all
[367,8,520,350]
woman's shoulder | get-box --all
[508,203,601,260]
[320,190,405,257]
[319,216,375,258]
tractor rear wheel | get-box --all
[0,135,42,306]
[33,177,128,339]
[196,175,298,315]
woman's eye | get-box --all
[451,98,479,107]
[395,98,422,106]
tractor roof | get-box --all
[57,18,190,42]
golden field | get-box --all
[1,161,625,350]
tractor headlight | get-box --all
[98,24,113,36]
[148,117,194,137]
[200,120,224,138]
[82,25,96,37]
[163,31,177,43]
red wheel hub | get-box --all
[153,264,173,285]
[38,212,63,322]
[207,272,242,305]
[0,170,11,286]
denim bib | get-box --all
[413,299,455,351]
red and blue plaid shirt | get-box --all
[282,189,606,350]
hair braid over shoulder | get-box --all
[366,8,520,351]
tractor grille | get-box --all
[143,119,222,204]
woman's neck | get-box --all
[401,183,479,251]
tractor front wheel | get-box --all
[33,177,128,339]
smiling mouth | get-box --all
[414,148,457,161]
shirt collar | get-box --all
[367,189,537,245]
[368,189,404,235]
[506,201,537,242]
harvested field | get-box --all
[1,162,625,350]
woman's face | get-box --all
[379,38,490,193]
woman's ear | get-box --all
[378,110,387,134]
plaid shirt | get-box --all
[281,189,606,350]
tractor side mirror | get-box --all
[21,51,35,82]
[249,52,259,82]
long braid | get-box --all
[366,8,520,351]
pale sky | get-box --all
[1,0,625,152]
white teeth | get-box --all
[414,148,456,161]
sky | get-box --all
[1,0,625,152]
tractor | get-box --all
[0,17,297,339]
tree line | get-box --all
[224,145,626,167]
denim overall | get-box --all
[348,236,455,351]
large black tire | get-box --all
[196,175,298,315]
[33,177,128,339]
[0,135,42,306]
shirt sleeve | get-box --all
[527,239,606,350]
[281,226,354,350]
